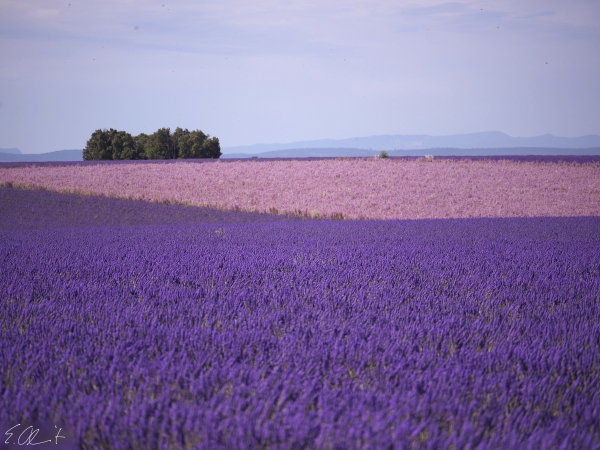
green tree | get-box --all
[177,131,220,159]
[171,127,190,159]
[200,136,221,159]
[83,129,138,160]
[178,130,206,159]
[83,129,112,160]
[84,127,220,160]
[111,131,137,160]
[134,133,150,160]
[144,128,173,160]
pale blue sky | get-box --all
[1,0,599,153]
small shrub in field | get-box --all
[379,150,389,159]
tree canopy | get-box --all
[83,127,221,161]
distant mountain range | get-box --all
[0,149,82,162]
[0,148,21,154]
[222,132,600,155]
[222,147,600,159]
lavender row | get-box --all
[0,186,597,240]
[1,189,599,448]
[0,186,300,231]
[2,155,600,169]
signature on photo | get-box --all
[4,423,65,446]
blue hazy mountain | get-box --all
[221,147,600,159]
[222,148,377,158]
[222,132,600,155]
[0,148,22,154]
[0,149,82,162]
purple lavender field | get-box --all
[1,186,600,449]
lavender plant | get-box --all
[1,187,599,449]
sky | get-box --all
[0,0,599,154]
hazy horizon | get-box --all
[3,130,600,156]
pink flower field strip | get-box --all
[1,159,599,220]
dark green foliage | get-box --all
[201,136,222,159]
[83,127,221,160]
[171,127,190,158]
[134,133,150,160]
[111,131,137,160]
[178,129,204,159]
[83,129,140,161]
[83,129,112,160]
[144,128,173,160]
[176,128,221,159]
[177,130,222,159]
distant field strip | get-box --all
[1,159,599,219]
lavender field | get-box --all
[2,157,599,220]
[1,185,599,449]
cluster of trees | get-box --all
[83,127,221,160]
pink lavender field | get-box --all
[1,158,599,219]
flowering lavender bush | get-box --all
[1,187,599,448]
[1,158,599,220]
